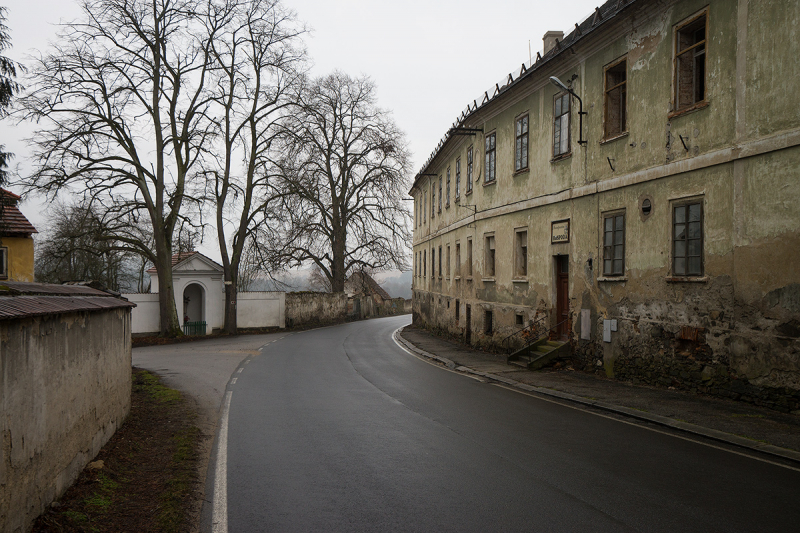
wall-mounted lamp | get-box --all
[550,76,587,146]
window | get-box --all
[0,247,7,279]
[604,58,627,138]
[516,313,524,326]
[603,213,625,276]
[431,247,435,278]
[455,242,461,277]
[515,229,527,277]
[466,146,474,193]
[484,234,496,277]
[455,299,460,321]
[446,167,451,207]
[423,250,426,277]
[673,201,703,276]
[423,190,427,223]
[484,132,496,183]
[438,177,442,213]
[675,11,707,112]
[438,245,442,278]
[431,186,435,218]
[455,159,461,200]
[446,245,451,279]
[467,238,473,277]
[515,115,529,171]
[553,92,570,157]
[484,309,493,335]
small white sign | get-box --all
[603,320,612,343]
[551,219,570,244]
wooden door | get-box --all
[556,256,569,339]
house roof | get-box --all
[345,271,392,300]
[145,251,223,274]
[0,188,38,236]
[0,281,135,320]
[410,0,638,192]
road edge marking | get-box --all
[212,390,232,533]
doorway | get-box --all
[556,256,569,339]
[465,304,472,344]
[183,283,205,324]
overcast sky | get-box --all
[3,0,599,263]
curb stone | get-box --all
[393,327,800,467]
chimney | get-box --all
[543,31,564,55]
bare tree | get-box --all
[205,0,305,333]
[34,203,136,290]
[18,0,233,336]
[271,72,412,292]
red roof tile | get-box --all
[0,189,37,236]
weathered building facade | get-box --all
[410,0,800,410]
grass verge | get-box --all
[32,368,201,533]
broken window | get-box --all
[604,58,627,138]
[603,213,625,276]
[675,12,707,112]
[516,313,524,326]
[673,201,703,276]
[484,234,496,277]
[515,115,529,171]
[466,146,474,193]
[515,229,527,277]
[455,159,461,200]
[484,132,496,183]
[553,92,570,157]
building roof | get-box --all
[0,188,38,236]
[410,0,638,192]
[0,281,135,320]
[345,271,392,300]
[145,250,223,274]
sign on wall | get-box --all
[551,219,570,244]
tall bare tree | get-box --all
[272,72,412,292]
[19,0,233,336]
[205,0,305,333]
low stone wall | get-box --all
[285,292,348,328]
[0,309,132,533]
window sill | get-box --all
[482,277,496,282]
[666,276,708,283]
[668,100,710,120]
[512,278,529,283]
[550,152,573,164]
[513,167,530,176]
[483,179,496,187]
[465,189,473,196]
[454,276,461,281]
[598,276,628,282]
[465,276,473,281]
[599,132,629,145]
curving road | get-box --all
[202,315,799,532]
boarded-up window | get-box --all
[515,229,527,277]
[603,213,625,276]
[673,201,703,276]
[604,59,627,138]
[675,13,707,111]
[553,93,570,157]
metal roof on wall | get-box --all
[0,282,135,320]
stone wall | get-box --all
[0,309,132,533]
[285,292,349,328]
[237,292,285,328]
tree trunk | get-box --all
[331,224,347,292]
[223,274,238,335]
[156,260,182,337]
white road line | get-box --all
[230,377,237,385]
[236,368,243,373]
[212,390,232,533]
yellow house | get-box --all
[0,189,37,282]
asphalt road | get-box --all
[205,315,800,533]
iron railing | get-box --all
[183,320,207,336]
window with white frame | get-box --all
[553,92,570,157]
[603,212,625,276]
[466,146,473,193]
[515,115,529,171]
[455,158,461,200]
[484,132,496,183]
